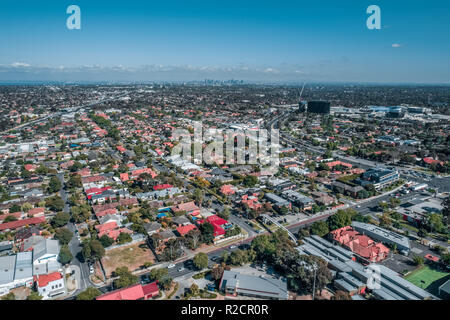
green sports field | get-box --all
[405,265,450,293]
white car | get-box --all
[89,266,94,274]
[230,245,237,249]
[178,267,185,272]
[167,264,176,269]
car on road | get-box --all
[140,275,151,284]
[178,267,185,272]
[167,264,176,269]
[230,245,237,249]
[89,266,94,274]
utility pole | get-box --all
[312,266,317,300]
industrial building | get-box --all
[0,252,34,296]
[220,270,289,300]
[357,167,400,190]
[296,236,437,300]
[307,101,331,114]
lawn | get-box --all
[101,242,156,277]
[405,265,450,295]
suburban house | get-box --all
[96,282,159,300]
[34,271,65,300]
[171,201,200,216]
[176,224,197,237]
[144,222,162,236]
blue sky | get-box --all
[0,0,449,83]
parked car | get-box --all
[167,264,176,269]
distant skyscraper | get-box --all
[307,101,330,114]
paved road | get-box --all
[57,173,91,295]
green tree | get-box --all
[76,287,101,300]
[310,221,329,237]
[82,239,105,262]
[193,252,209,270]
[1,292,15,300]
[427,213,444,233]
[327,210,352,231]
[67,174,82,188]
[149,268,169,282]
[54,228,73,245]
[229,249,248,266]
[113,267,138,289]
[251,234,276,259]
[217,207,230,220]
[243,175,258,187]
[117,232,132,244]
[99,235,114,248]
[26,291,43,300]
[3,215,18,223]
[190,283,199,296]
[59,244,73,265]
[51,211,70,228]
[412,255,425,266]
[199,222,215,244]
[48,176,62,193]
[9,204,21,213]
[46,196,65,212]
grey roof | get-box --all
[144,222,162,233]
[339,272,365,288]
[159,229,176,240]
[23,235,45,252]
[351,294,366,300]
[0,255,15,285]
[33,239,60,261]
[351,221,410,251]
[221,270,288,300]
[172,215,190,225]
[14,252,33,280]
[373,288,400,300]
[264,193,290,206]
[334,279,357,293]
[439,279,450,295]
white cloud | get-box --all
[392,43,402,48]
[11,62,30,67]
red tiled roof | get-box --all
[172,201,200,213]
[96,284,145,300]
[142,282,159,297]
[34,272,62,288]
[176,224,197,236]
[0,216,45,231]
[95,221,118,234]
[28,207,45,216]
[153,184,173,191]
[206,215,228,226]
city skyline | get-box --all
[0,0,449,83]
